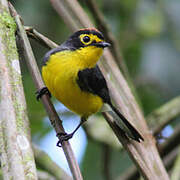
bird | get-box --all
[37,28,144,146]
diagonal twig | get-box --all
[147,96,180,135]
[25,26,57,49]
[171,147,180,180]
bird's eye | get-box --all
[83,36,90,43]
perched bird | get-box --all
[37,28,143,145]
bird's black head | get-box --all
[63,28,110,50]
[43,28,110,66]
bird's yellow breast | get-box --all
[42,46,104,117]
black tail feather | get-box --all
[109,103,144,142]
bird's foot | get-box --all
[56,132,74,147]
[36,87,51,101]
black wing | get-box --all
[77,65,144,142]
[77,65,111,104]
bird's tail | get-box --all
[108,103,144,142]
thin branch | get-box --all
[147,96,180,135]
[0,1,37,179]
[50,0,80,32]
[33,145,72,180]
[9,3,83,180]
[171,147,180,180]
[25,26,57,49]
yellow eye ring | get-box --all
[80,34,92,45]
[83,36,90,43]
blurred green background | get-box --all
[10,0,180,179]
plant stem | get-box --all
[171,147,180,180]
[0,1,37,179]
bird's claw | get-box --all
[36,87,51,101]
[56,132,74,147]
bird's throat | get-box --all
[76,46,103,68]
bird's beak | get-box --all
[93,41,111,48]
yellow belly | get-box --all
[42,50,103,117]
